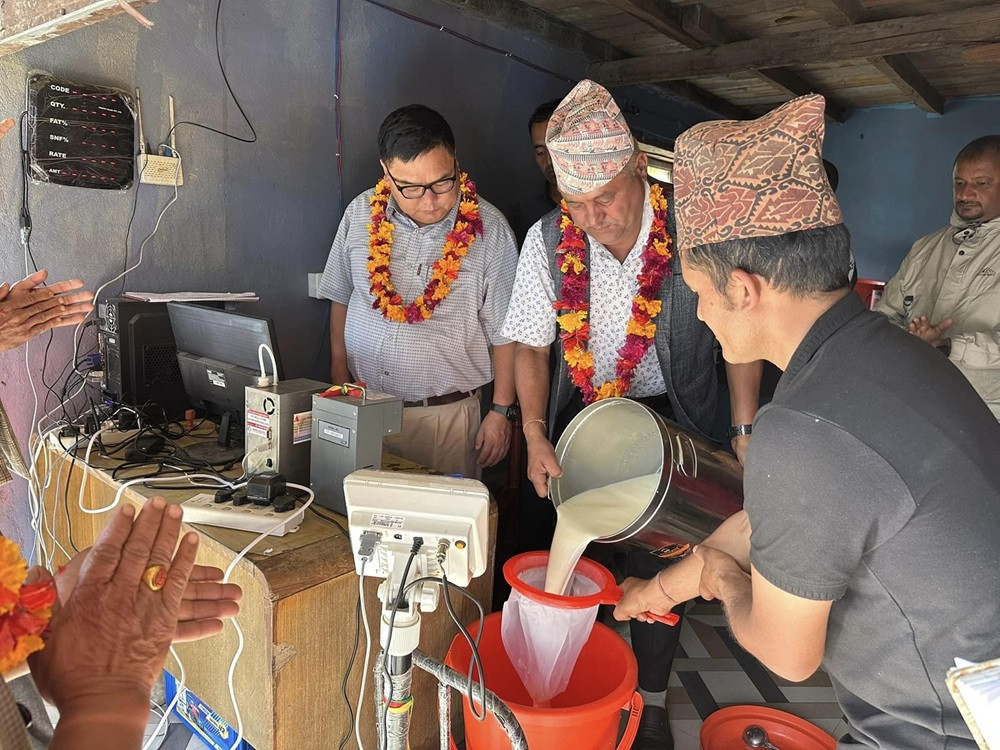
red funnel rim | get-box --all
[503,551,621,609]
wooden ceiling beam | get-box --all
[602,0,701,48]
[809,0,944,114]
[870,54,944,114]
[590,5,1000,86]
[434,0,753,118]
[604,1,846,121]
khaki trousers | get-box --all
[383,394,481,478]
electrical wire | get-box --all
[355,558,372,750]
[360,0,574,84]
[379,540,421,750]
[71,154,180,377]
[400,574,487,722]
[337,580,362,750]
[218,482,315,748]
[161,0,257,148]
[309,505,351,540]
[141,644,185,750]
[257,343,277,385]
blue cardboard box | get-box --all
[163,670,256,750]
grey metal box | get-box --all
[310,389,403,513]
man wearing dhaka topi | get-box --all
[319,105,519,478]
[501,80,763,749]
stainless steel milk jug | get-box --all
[550,398,744,558]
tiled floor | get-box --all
[611,599,849,749]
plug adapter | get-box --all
[246,472,286,502]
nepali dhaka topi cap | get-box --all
[672,94,842,253]
[546,79,636,195]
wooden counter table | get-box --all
[38,437,495,750]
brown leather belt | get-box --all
[403,390,476,408]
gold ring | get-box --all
[142,565,168,591]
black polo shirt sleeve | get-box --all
[744,405,916,602]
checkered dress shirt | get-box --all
[319,188,518,403]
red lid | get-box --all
[700,706,837,750]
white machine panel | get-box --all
[343,469,489,588]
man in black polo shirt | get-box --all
[614,95,1000,749]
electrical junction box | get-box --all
[244,379,330,485]
[310,389,403,514]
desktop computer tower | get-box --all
[97,297,188,421]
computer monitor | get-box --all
[167,302,282,462]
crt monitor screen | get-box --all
[167,302,282,416]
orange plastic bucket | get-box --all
[445,612,643,750]
[700,706,836,749]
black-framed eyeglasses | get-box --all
[385,161,458,199]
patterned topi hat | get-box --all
[672,94,842,253]
[546,79,636,196]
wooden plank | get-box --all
[808,0,944,113]
[603,0,700,47]
[869,53,944,113]
[0,0,156,57]
[608,0,846,121]
[962,43,1000,66]
[435,0,753,117]
[590,5,1000,86]
[755,67,848,121]
[811,0,865,26]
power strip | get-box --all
[46,428,141,452]
[180,493,305,536]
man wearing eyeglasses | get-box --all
[318,104,519,477]
[875,135,1000,419]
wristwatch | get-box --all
[727,424,753,439]
[490,402,519,421]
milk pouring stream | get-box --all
[544,473,659,595]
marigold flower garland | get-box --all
[0,537,56,673]
[366,173,483,324]
[554,182,673,404]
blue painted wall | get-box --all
[0,0,715,546]
[824,96,1000,282]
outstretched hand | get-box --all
[0,269,94,351]
[29,497,200,711]
[52,550,241,643]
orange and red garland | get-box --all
[367,174,482,324]
[0,537,56,673]
[554,183,673,404]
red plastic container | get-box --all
[855,278,886,310]
[445,612,643,750]
[700,706,836,749]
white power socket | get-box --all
[180,493,305,536]
[139,153,183,186]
